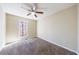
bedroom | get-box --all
[0,3,79,55]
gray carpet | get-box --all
[0,37,77,55]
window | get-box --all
[18,20,27,37]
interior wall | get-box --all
[6,14,37,43]
[37,5,77,51]
[28,20,37,38]
[0,5,5,48]
[77,4,79,53]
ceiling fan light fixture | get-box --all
[22,3,44,18]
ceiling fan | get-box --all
[21,3,44,18]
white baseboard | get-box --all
[38,36,79,54]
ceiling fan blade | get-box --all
[27,13,31,16]
[34,14,37,17]
[36,11,44,14]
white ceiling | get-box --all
[0,3,76,20]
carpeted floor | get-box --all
[0,37,77,55]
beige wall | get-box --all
[77,4,79,53]
[37,5,77,51]
[0,5,5,48]
[6,14,37,43]
[28,20,37,38]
